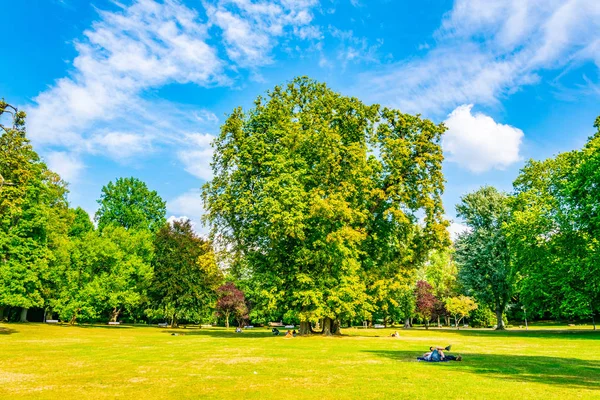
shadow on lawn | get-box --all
[433,328,600,340]
[365,350,600,390]
[161,328,276,338]
[0,326,18,335]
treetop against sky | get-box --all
[1,0,599,234]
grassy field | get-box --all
[1,323,599,399]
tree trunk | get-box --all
[110,307,121,322]
[456,316,460,330]
[299,321,311,335]
[437,315,441,328]
[592,313,596,331]
[224,311,230,328]
[425,319,429,330]
[332,319,341,335]
[495,308,505,330]
[44,308,53,322]
[0,306,4,321]
[170,314,178,328]
[403,317,411,329]
[20,307,28,322]
[322,317,333,336]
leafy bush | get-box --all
[470,307,496,328]
[470,307,508,328]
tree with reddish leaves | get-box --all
[215,282,248,328]
[415,280,437,329]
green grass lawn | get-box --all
[1,323,599,399]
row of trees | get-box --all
[453,117,600,330]
[2,77,598,332]
[0,100,230,326]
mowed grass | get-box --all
[1,323,599,399]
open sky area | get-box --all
[1,0,599,235]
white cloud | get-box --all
[167,189,207,235]
[448,220,471,241]
[177,133,215,180]
[206,0,319,67]
[329,27,381,68]
[28,0,225,161]
[45,151,85,183]
[443,104,523,172]
[88,131,153,159]
[355,0,600,115]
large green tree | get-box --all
[507,116,600,328]
[0,101,70,322]
[149,219,222,327]
[203,77,448,335]
[95,177,166,232]
[52,226,154,324]
[455,186,514,330]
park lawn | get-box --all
[0,323,599,399]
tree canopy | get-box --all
[95,177,166,232]
[455,186,514,330]
[203,77,448,335]
[150,219,222,327]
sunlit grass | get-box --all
[1,323,598,399]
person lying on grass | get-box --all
[391,331,400,338]
[418,345,462,362]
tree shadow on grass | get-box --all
[364,350,600,390]
[434,328,600,340]
[0,326,18,335]
[161,328,282,339]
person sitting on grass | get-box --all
[285,330,293,338]
[272,328,280,336]
[391,331,400,338]
[235,327,242,333]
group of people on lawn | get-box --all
[241,326,463,361]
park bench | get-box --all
[373,324,385,328]
[45,319,59,324]
[268,322,284,327]
[108,321,120,325]
[284,325,295,329]
[158,322,168,327]
[244,325,254,329]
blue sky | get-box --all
[1,0,599,235]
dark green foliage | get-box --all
[149,220,222,327]
[69,207,94,237]
[507,116,600,326]
[455,187,514,330]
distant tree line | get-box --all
[1,80,599,332]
